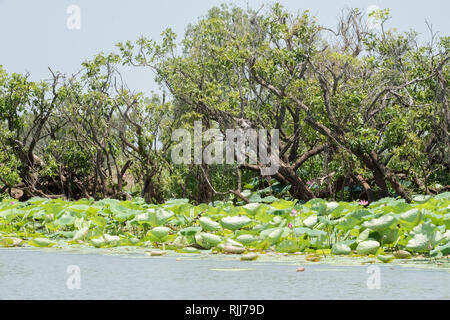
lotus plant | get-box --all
[0,193,449,260]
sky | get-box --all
[0,0,448,95]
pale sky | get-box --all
[0,0,448,94]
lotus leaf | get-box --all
[356,240,380,254]
[220,216,252,230]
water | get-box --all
[0,248,449,299]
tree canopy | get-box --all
[0,3,448,204]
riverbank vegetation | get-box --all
[0,3,449,210]
[0,193,449,261]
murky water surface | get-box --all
[0,248,448,299]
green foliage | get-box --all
[0,193,448,260]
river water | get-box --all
[0,248,449,299]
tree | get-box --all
[118,3,449,202]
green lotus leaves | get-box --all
[31,210,46,220]
[0,238,12,247]
[198,217,221,231]
[164,198,190,207]
[236,234,260,245]
[222,238,244,248]
[303,215,318,228]
[444,230,450,242]
[266,227,283,244]
[90,215,107,227]
[409,222,445,247]
[240,253,259,260]
[220,216,252,230]
[380,228,400,245]
[73,227,89,241]
[268,215,285,227]
[311,202,327,216]
[178,247,200,253]
[180,226,202,236]
[148,208,174,226]
[0,209,18,223]
[172,235,189,248]
[405,222,445,252]
[331,243,351,255]
[129,237,140,245]
[266,207,291,215]
[90,238,106,248]
[444,214,450,229]
[133,208,174,226]
[394,250,412,259]
[430,242,450,257]
[0,237,21,247]
[362,214,396,232]
[293,227,327,238]
[276,240,299,253]
[434,192,450,200]
[336,216,359,231]
[412,195,431,203]
[53,213,76,226]
[357,228,371,243]
[200,233,222,246]
[195,233,222,249]
[399,209,423,227]
[148,226,171,242]
[377,254,394,263]
[356,240,380,255]
[261,196,278,203]
[103,234,120,246]
[28,237,55,247]
[242,203,261,216]
[325,201,340,214]
[406,234,430,252]
[113,211,135,222]
[0,194,448,260]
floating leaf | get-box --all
[198,217,221,231]
[28,237,55,247]
[356,240,380,255]
[377,254,394,263]
[148,226,171,242]
[180,226,202,236]
[236,234,259,245]
[195,232,222,249]
[362,215,396,231]
[303,215,318,228]
[276,240,299,253]
[331,243,351,255]
[220,216,252,230]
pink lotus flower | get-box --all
[358,200,369,206]
[290,209,298,216]
[288,223,293,229]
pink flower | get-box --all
[288,223,293,229]
[359,200,369,206]
[11,201,15,205]
[306,181,313,185]
[290,209,298,216]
